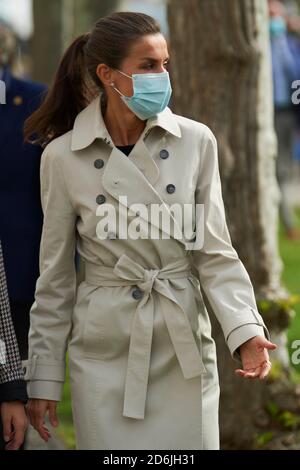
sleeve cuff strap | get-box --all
[23,357,65,382]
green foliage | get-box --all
[254,431,275,448]
[278,207,300,374]
[266,401,300,429]
[277,411,300,429]
[266,401,280,418]
[290,368,300,384]
[267,359,285,381]
[258,296,300,313]
[57,354,76,449]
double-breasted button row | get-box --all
[159,150,175,193]
[132,287,143,300]
[94,158,115,237]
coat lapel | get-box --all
[71,92,188,248]
[102,144,187,248]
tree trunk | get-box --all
[62,0,120,50]
[31,0,63,84]
[168,0,300,449]
[31,0,120,85]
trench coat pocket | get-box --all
[81,285,133,360]
[82,289,106,358]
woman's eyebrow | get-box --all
[139,57,170,61]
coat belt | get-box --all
[84,253,207,420]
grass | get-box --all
[56,207,300,448]
[278,207,300,373]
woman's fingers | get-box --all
[38,425,51,442]
[259,360,272,380]
[2,414,13,443]
[28,399,52,441]
[36,416,51,441]
[258,337,277,351]
[48,401,59,428]
[235,360,272,380]
[5,415,27,450]
[235,367,261,379]
[36,411,51,441]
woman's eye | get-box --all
[142,62,169,70]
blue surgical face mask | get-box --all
[269,16,287,37]
[110,69,172,120]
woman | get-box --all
[24,12,276,450]
[0,240,28,451]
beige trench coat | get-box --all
[24,92,270,450]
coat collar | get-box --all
[70,91,181,151]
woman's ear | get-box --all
[96,63,113,87]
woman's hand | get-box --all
[27,399,59,442]
[1,401,28,450]
[235,335,277,380]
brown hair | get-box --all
[24,11,161,147]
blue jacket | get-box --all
[270,33,298,109]
[0,66,47,302]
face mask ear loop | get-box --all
[110,83,125,97]
[115,69,132,79]
[110,69,133,97]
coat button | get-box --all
[132,287,143,300]
[166,184,176,194]
[22,366,27,375]
[94,159,104,169]
[159,149,169,159]
[96,194,106,204]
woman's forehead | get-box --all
[128,34,169,60]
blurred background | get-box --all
[1,0,300,451]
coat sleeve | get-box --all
[24,143,77,401]
[190,125,270,363]
[0,239,26,390]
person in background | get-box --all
[285,8,300,169]
[0,239,28,451]
[268,0,300,239]
[0,25,47,369]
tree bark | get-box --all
[62,0,120,49]
[31,0,63,84]
[168,0,300,449]
[31,0,120,85]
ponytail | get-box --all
[24,33,95,147]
